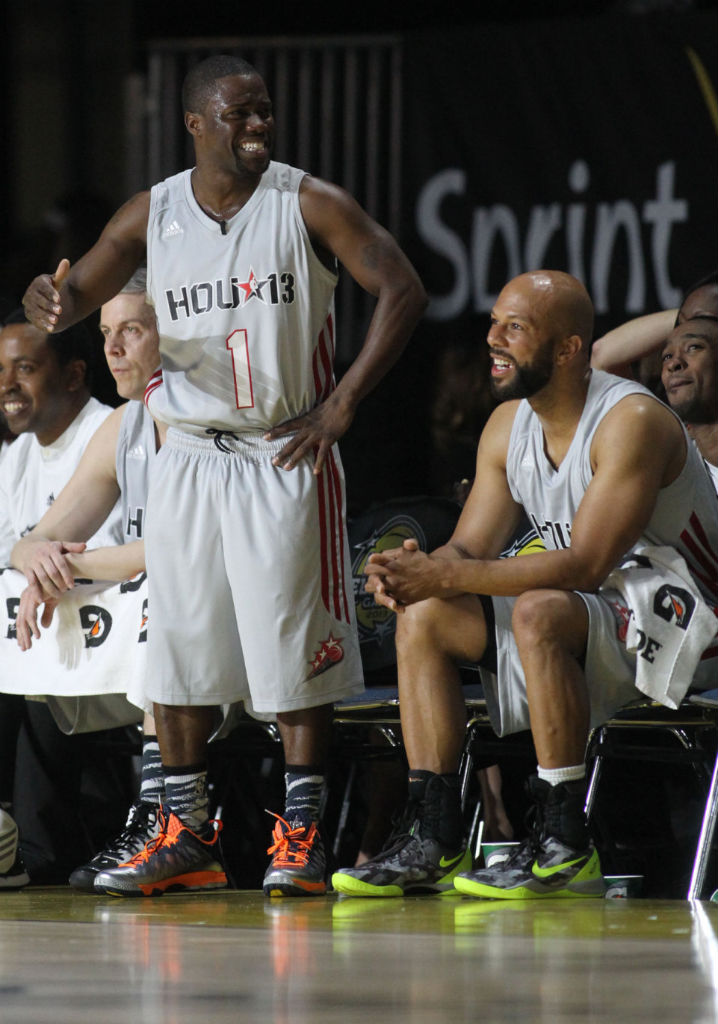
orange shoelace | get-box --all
[266,812,316,867]
[122,810,221,866]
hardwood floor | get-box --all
[0,888,715,1023]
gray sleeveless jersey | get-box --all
[115,401,156,541]
[145,162,338,434]
[505,369,718,606]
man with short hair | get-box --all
[0,315,122,561]
[22,54,427,897]
[12,270,161,612]
[0,311,122,887]
[591,272,717,485]
[10,271,166,893]
[332,269,718,900]
[660,317,717,487]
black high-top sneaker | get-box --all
[455,775,606,899]
[332,774,471,897]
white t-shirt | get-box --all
[0,397,124,564]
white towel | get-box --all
[0,568,150,722]
[601,545,718,709]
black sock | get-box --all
[407,769,434,805]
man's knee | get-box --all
[396,597,455,651]
[512,590,588,655]
[396,594,488,665]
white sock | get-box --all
[537,764,585,786]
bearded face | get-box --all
[489,340,556,401]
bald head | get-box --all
[488,271,594,402]
[503,271,594,354]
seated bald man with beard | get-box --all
[332,269,718,901]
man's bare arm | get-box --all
[64,540,146,582]
[11,406,124,594]
[590,309,676,376]
[369,395,686,605]
[22,193,149,333]
[264,177,427,472]
[15,541,146,650]
[366,401,524,611]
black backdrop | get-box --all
[341,9,717,512]
[402,10,717,334]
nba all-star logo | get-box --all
[308,634,345,678]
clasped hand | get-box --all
[14,538,86,650]
[364,538,441,613]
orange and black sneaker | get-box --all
[263,812,327,897]
[94,807,228,897]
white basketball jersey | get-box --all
[505,369,718,605]
[0,397,124,563]
[145,162,339,434]
[115,401,157,541]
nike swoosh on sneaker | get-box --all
[439,852,466,870]
[531,854,587,879]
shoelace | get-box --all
[384,799,421,845]
[205,428,239,452]
[125,808,172,865]
[124,809,221,865]
[106,817,155,859]
[266,811,315,867]
[514,796,544,862]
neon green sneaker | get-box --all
[454,834,606,899]
[332,826,471,897]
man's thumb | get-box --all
[52,258,70,289]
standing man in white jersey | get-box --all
[332,270,718,900]
[22,54,427,898]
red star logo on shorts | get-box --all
[308,634,345,678]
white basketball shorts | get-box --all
[143,428,364,714]
[478,592,653,737]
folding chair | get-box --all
[329,495,462,859]
[585,688,718,900]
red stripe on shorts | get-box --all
[316,460,331,615]
[327,448,350,623]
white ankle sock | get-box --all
[537,764,585,786]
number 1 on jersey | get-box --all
[226,329,254,409]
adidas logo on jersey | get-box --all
[163,220,183,237]
[126,445,146,459]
